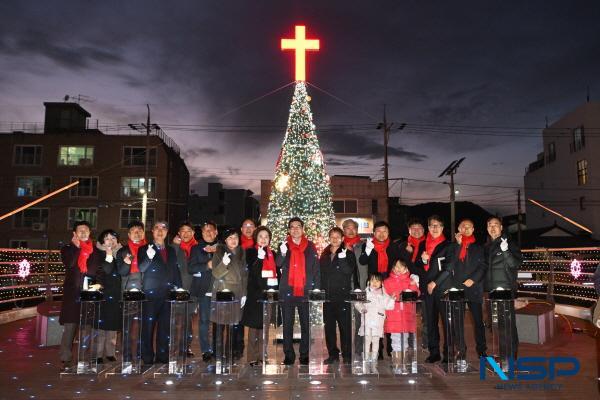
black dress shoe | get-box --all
[283,356,295,365]
[96,357,104,364]
[202,352,213,362]
[60,362,73,372]
[106,356,117,362]
[424,354,441,363]
[299,356,309,365]
[323,356,339,365]
[186,349,195,357]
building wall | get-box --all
[0,132,189,249]
[524,102,600,238]
[188,184,260,228]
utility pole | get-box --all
[517,189,522,247]
[142,104,150,230]
[438,158,465,241]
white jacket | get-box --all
[355,286,395,337]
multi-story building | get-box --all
[260,175,388,234]
[0,102,189,249]
[188,182,260,228]
[524,101,600,239]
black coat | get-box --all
[241,248,280,329]
[188,239,217,297]
[171,242,196,294]
[397,239,425,274]
[434,242,487,302]
[320,245,356,302]
[414,239,454,297]
[359,240,401,278]
[483,236,521,294]
[137,243,182,298]
[275,239,320,300]
[96,247,123,331]
[59,243,101,325]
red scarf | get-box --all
[128,239,147,273]
[459,234,476,262]
[424,233,445,271]
[407,235,425,262]
[287,235,308,296]
[343,236,361,249]
[258,244,277,278]
[180,237,198,260]
[77,239,93,274]
[241,235,254,250]
[373,238,390,273]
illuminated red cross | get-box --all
[281,25,320,82]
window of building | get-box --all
[70,176,98,197]
[16,176,51,197]
[58,146,94,166]
[14,145,42,165]
[333,199,358,214]
[372,199,378,214]
[68,208,98,229]
[120,208,155,229]
[13,208,49,229]
[123,147,157,166]
[577,159,588,185]
[9,240,29,249]
[547,142,556,163]
[572,126,585,152]
[121,177,156,198]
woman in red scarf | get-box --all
[241,226,279,366]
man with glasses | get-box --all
[240,218,256,250]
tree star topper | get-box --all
[281,25,320,81]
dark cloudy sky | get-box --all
[2,0,600,214]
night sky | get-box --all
[2,0,600,215]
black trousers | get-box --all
[141,296,171,364]
[468,301,487,355]
[323,301,351,359]
[282,302,309,360]
[424,293,447,357]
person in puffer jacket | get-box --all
[355,273,395,362]
[384,260,420,365]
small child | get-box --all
[384,260,420,364]
[356,273,395,362]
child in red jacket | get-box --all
[384,259,420,365]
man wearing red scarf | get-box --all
[59,221,100,372]
[276,217,320,366]
[240,218,256,250]
[359,221,401,279]
[414,215,452,364]
[342,219,366,290]
[172,221,199,357]
[116,221,147,291]
[432,219,488,358]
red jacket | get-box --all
[383,270,419,333]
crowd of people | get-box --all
[57,215,522,372]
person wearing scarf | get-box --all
[359,221,401,280]
[241,226,279,366]
[342,219,364,289]
[276,217,320,366]
[240,218,257,250]
[432,219,488,359]
[414,215,452,364]
[116,221,147,291]
[171,221,199,357]
[59,221,100,372]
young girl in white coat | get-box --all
[356,273,395,362]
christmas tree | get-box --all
[266,81,335,248]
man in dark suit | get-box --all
[137,221,182,365]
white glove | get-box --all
[146,245,156,260]
[338,248,347,259]
[240,296,247,308]
[222,252,231,266]
[500,238,509,252]
[410,274,420,286]
[365,238,374,256]
[257,246,266,260]
[279,242,288,255]
[105,254,113,263]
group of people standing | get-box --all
[58,214,521,371]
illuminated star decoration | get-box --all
[281,25,320,81]
[570,259,582,279]
[18,259,31,279]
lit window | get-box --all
[58,146,94,166]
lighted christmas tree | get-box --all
[266,81,335,248]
